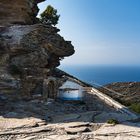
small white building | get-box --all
[58,78,84,101]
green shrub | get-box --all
[129,103,140,114]
[107,119,119,125]
[40,5,60,26]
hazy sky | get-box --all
[38,0,140,66]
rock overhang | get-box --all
[0,0,75,99]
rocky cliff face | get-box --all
[0,0,45,25]
[0,0,74,99]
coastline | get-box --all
[59,65,140,85]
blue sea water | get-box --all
[59,65,140,86]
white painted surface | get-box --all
[58,89,84,100]
[58,80,84,100]
[59,80,83,90]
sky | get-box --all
[38,0,140,66]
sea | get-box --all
[59,65,140,86]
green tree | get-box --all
[40,5,60,26]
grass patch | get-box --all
[129,103,140,114]
[107,119,119,125]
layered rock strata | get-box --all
[0,0,74,100]
[0,0,45,25]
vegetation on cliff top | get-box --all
[129,103,140,114]
[40,5,60,26]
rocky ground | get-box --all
[0,91,140,140]
[98,82,140,115]
[99,82,140,105]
